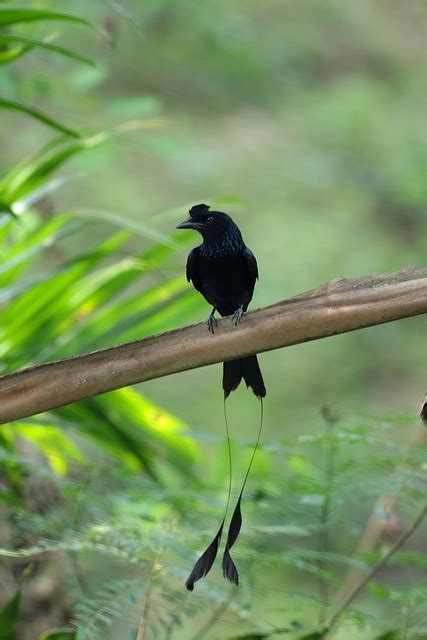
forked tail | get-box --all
[185,358,265,591]
[223,355,266,399]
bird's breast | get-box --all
[197,251,253,315]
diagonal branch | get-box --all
[323,501,427,635]
[0,266,426,424]
[331,419,427,613]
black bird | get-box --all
[176,203,266,399]
[177,203,266,591]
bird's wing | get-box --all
[243,247,259,285]
[186,247,203,291]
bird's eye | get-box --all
[206,216,213,223]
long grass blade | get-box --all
[0,8,91,28]
[0,43,30,65]
[0,34,95,66]
[0,99,80,138]
[222,399,264,585]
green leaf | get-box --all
[44,244,191,356]
[55,388,200,479]
[0,137,91,206]
[0,136,67,201]
[0,8,91,28]
[66,276,188,348]
[373,632,399,640]
[0,99,80,138]
[8,422,85,475]
[38,629,76,640]
[102,387,201,467]
[0,198,15,217]
[0,231,129,352]
[0,584,21,640]
[0,125,158,208]
[0,43,30,66]
[0,34,95,66]
[0,207,200,476]
[0,212,73,288]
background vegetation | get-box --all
[0,1,426,638]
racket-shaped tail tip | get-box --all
[222,547,239,585]
[185,523,223,591]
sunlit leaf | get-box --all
[0,8,91,28]
[0,199,15,217]
[0,43,30,66]
[67,276,188,348]
[0,212,73,288]
[0,127,159,207]
[49,387,201,479]
[0,231,129,357]
[8,422,85,475]
[0,136,67,199]
[103,387,201,467]
[55,401,157,476]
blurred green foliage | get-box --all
[0,0,426,639]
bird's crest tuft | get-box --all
[189,203,210,219]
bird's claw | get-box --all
[207,314,218,333]
[232,306,244,326]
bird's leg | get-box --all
[232,305,244,326]
[207,307,218,333]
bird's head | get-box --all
[176,204,236,241]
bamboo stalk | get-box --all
[0,266,426,424]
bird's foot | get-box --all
[232,306,244,327]
[207,314,218,334]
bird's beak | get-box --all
[176,219,203,230]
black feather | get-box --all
[240,355,266,398]
[421,397,427,424]
[223,359,242,398]
[222,494,242,585]
[223,356,265,399]
[189,203,210,218]
[185,522,224,591]
[222,548,239,585]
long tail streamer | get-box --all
[222,398,264,585]
[185,398,233,590]
[185,398,264,590]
